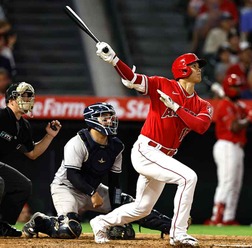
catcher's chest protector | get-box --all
[77,129,123,188]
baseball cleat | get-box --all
[170,234,199,247]
[22,212,46,238]
[0,222,22,237]
[90,216,109,244]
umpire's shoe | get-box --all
[0,222,22,237]
[22,212,46,238]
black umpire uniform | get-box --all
[0,82,61,237]
[0,106,33,234]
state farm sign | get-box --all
[2,95,251,121]
[0,95,150,121]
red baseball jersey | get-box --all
[141,76,213,149]
[215,99,248,145]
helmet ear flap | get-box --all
[180,66,192,79]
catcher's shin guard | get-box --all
[55,212,82,239]
[137,209,172,238]
[23,212,56,238]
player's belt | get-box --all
[148,141,177,157]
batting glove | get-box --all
[157,89,180,112]
[211,82,225,98]
[96,42,119,66]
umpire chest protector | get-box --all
[77,129,123,188]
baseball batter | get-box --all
[205,74,252,226]
[23,102,172,239]
[90,42,213,247]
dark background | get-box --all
[3,120,252,225]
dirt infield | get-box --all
[0,234,252,248]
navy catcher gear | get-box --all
[23,212,82,239]
[83,102,118,135]
[137,209,171,238]
[107,224,135,240]
[56,213,82,239]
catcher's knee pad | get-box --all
[56,212,82,239]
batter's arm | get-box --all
[96,42,146,92]
[176,107,212,134]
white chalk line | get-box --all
[213,245,252,247]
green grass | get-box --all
[15,223,252,236]
[188,224,252,236]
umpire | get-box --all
[0,82,61,236]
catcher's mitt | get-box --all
[107,224,135,240]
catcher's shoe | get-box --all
[90,216,109,244]
[22,212,46,238]
[170,234,199,247]
[0,222,22,237]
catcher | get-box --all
[22,102,172,239]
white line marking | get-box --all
[214,245,252,247]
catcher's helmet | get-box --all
[83,102,118,135]
[5,82,35,113]
[172,53,206,80]
[223,73,243,98]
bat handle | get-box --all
[102,47,109,53]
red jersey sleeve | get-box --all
[176,100,213,134]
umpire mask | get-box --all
[5,82,35,114]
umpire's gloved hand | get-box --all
[157,89,180,112]
[96,42,119,66]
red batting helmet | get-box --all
[223,74,243,98]
[172,53,206,80]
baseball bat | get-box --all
[203,77,225,98]
[64,6,108,53]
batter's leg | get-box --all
[91,175,165,227]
